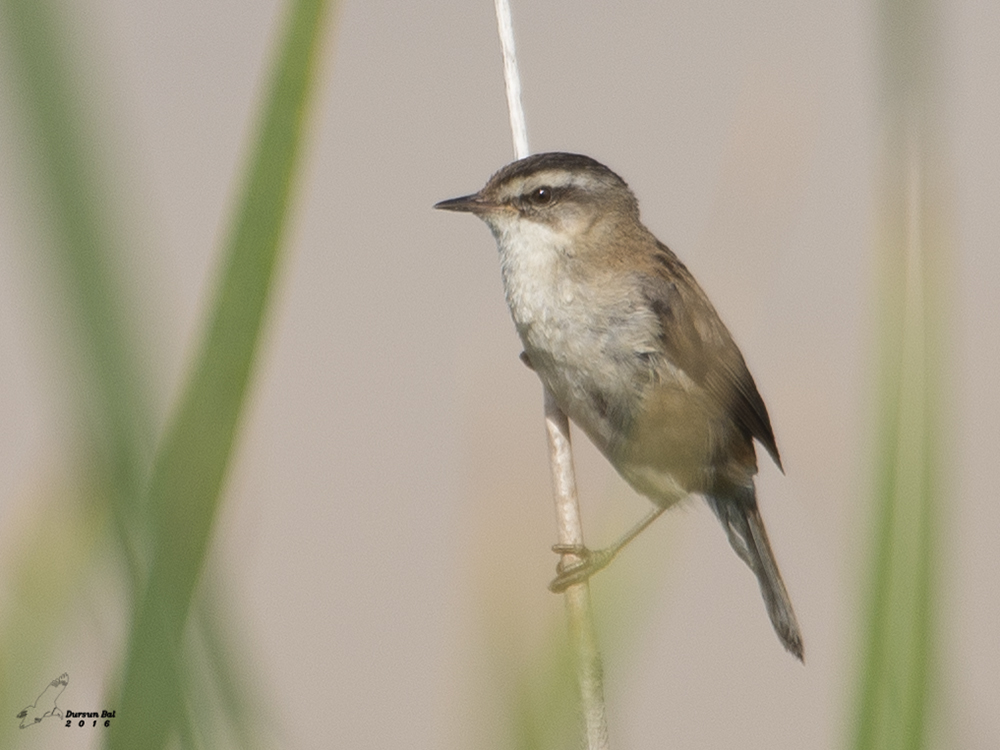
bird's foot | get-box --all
[548,544,615,593]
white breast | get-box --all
[491,217,663,452]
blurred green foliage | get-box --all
[0,0,332,747]
[111,0,330,745]
[851,0,947,748]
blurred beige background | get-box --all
[0,0,998,748]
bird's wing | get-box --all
[641,242,782,470]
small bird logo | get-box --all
[16,673,68,729]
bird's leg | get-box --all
[549,506,667,592]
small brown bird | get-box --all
[436,152,802,660]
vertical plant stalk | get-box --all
[107,1,331,748]
[852,0,946,746]
[492,2,611,748]
[493,0,529,159]
[545,394,611,750]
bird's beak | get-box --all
[433,192,493,214]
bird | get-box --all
[435,152,803,660]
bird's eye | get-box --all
[527,186,554,205]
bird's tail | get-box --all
[706,488,803,661]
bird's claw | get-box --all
[549,544,610,592]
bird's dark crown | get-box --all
[482,152,639,218]
[486,152,628,191]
